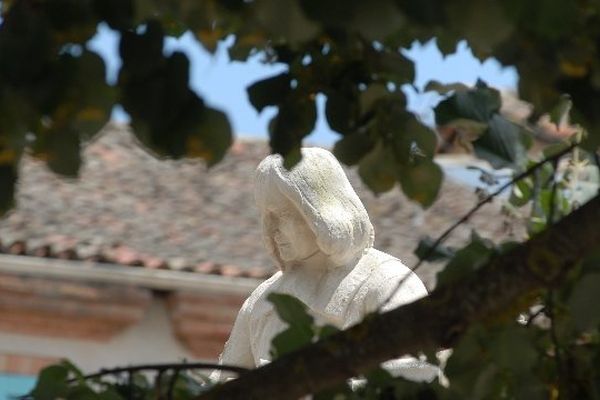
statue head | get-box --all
[255,148,374,270]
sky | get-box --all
[87,24,518,147]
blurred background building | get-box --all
[0,123,521,397]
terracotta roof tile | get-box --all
[0,123,524,287]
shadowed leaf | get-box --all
[247,73,291,113]
[398,160,443,208]
[358,141,397,194]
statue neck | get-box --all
[285,249,339,272]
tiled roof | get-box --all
[0,123,524,287]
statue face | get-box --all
[263,195,320,263]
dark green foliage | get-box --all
[5,0,600,398]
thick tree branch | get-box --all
[197,194,600,400]
[380,142,578,309]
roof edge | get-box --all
[0,254,261,295]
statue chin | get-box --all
[214,147,440,386]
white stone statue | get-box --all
[215,147,438,382]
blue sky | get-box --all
[87,24,518,147]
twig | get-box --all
[548,159,559,227]
[167,369,180,400]
[547,290,569,399]
[70,362,248,383]
[594,151,600,195]
[155,369,165,400]
[379,141,579,310]
[525,305,546,328]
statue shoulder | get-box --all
[241,271,283,313]
[365,248,428,298]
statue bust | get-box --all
[216,147,436,381]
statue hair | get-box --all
[254,147,374,270]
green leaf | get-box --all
[474,115,529,169]
[542,140,574,159]
[270,325,314,358]
[434,81,501,125]
[414,236,455,262]
[488,326,537,374]
[188,107,233,167]
[549,94,572,128]
[394,116,439,161]
[397,160,443,208]
[370,50,415,83]
[60,359,85,381]
[119,19,165,78]
[325,90,358,134]
[0,164,17,215]
[29,364,69,400]
[437,233,496,287]
[359,84,388,115]
[425,80,470,95]
[316,324,339,339]
[268,293,316,358]
[97,387,126,400]
[255,0,319,44]
[358,141,397,194]
[509,177,533,207]
[568,273,600,331]
[247,73,291,113]
[332,132,375,165]
[269,95,317,167]
[267,292,314,328]
[93,0,134,30]
[442,118,488,148]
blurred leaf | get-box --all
[271,325,314,358]
[316,324,339,339]
[488,326,537,374]
[474,115,529,169]
[0,164,16,215]
[568,273,600,331]
[326,90,359,134]
[92,0,134,30]
[414,236,455,262]
[369,50,415,83]
[299,0,403,41]
[398,160,443,208]
[442,118,488,150]
[268,293,315,358]
[425,80,470,95]
[434,81,501,125]
[437,233,496,287]
[267,292,314,328]
[119,19,165,78]
[394,116,439,161]
[34,126,82,177]
[269,95,316,168]
[247,73,291,113]
[509,177,533,207]
[96,388,125,400]
[255,0,319,45]
[188,107,233,167]
[445,0,513,59]
[359,84,388,118]
[29,364,69,400]
[332,132,375,165]
[358,141,397,194]
[549,94,572,128]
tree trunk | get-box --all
[197,194,600,400]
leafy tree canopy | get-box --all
[2,0,600,399]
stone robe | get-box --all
[218,248,439,381]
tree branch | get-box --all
[379,141,578,309]
[75,362,247,382]
[197,194,600,400]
